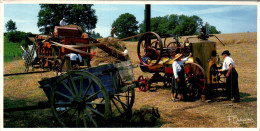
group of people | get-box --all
[59,18,240,103]
[171,50,240,103]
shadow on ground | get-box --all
[4,97,163,127]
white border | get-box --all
[257,1,260,131]
[1,1,258,5]
[1,1,259,131]
[0,0,4,130]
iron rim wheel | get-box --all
[137,75,149,92]
[137,32,163,66]
[166,42,178,57]
[184,63,206,99]
[50,71,111,127]
[110,87,135,117]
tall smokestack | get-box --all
[145,4,151,32]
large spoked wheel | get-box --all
[137,32,163,66]
[137,75,149,92]
[50,71,111,127]
[110,87,135,117]
[166,42,178,57]
[184,63,206,99]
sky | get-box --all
[3,4,257,37]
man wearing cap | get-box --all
[218,50,240,102]
[60,18,67,26]
[171,53,192,102]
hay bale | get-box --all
[90,37,126,66]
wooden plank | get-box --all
[4,71,50,77]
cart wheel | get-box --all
[50,71,111,127]
[110,87,135,117]
[166,42,178,57]
[163,74,172,88]
[137,75,149,92]
[184,63,206,99]
[137,32,163,66]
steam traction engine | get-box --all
[137,28,225,100]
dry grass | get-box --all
[4,32,257,127]
[91,37,126,66]
[126,32,257,127]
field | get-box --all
[3,32,257,127]
[4,36,24,63]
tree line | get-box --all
[5,4,221,44]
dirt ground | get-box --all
[3,32,257,128]
[126,32,257,127]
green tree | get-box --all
[6,31,33,47]
[205,23,221,34]
[190,15,203,34]
[112,13,139,39]
[139,14,220,36]
[5,19,17,32]
[173,15,197,36]
[37,4,97,34]
[90,31,103,39]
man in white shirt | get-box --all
[60,18,67,26]
[123,47,128,56]
[171,53,192,102]
[218,50,240,102]
[66,53,82,69]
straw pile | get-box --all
[90,37,126,67]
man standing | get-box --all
[60,18,67,26]
[218,50,240,102]
[111,27,116,37]
[171,53,192,102]
[123,47,128,56]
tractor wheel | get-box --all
[137,75,149,92]
[137,32,163,66]
[184,63,206,99]
[50,71,111,127]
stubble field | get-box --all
[4,32,257,127]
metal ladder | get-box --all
[25,43,36,72]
